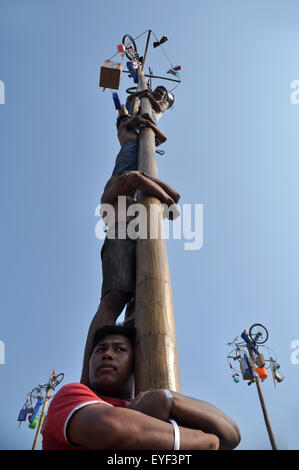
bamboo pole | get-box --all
[247,346,278,450]
[134,69,181,394]
[141,30,151,72]
[32,373,53,450]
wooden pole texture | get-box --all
[247,346,278,450]
[141,30,151,72]
[32,376,53,450]
[134,69,181,394]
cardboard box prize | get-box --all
[99,61,123,90]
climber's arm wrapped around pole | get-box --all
[127,389,241,450]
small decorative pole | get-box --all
[246,346,278,450]
[32,371,54,450]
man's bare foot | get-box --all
[171,191,180,204]
[162,202,180,220]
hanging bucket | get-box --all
[28,415,39,429]
[256,366,268,380]
[274,370,284,383]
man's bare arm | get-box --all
[133,114,167,146]
[127,95,141,116]
[67,403,219,450]
[158,100,169,113]
[170,392,241,450]
[117,116,139,144]
[100,180,121,205]
[127,90,169,114]
[137,90,165,113]
[127,390,241,450]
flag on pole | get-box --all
[117,44,125,59]
[167,68,180,78]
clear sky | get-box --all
[1,0,299,450]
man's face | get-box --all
[153,87,167,101]
[89,334,134,398]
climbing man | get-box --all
[43,324,241,450]
[127,85,172,121]
[104,112,179,210]
[80,113,180,386]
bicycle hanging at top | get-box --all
[226,324,284,386]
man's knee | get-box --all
[122,171,144,188]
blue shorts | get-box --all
[112,141,138,176]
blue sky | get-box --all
[1,0,299,450]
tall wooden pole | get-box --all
[247,346,278,450]
[134,69,181,394]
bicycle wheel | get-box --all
[122,34,137,61]
[126,86,137,95]
[30,387,42,400]
[50,373,64,389]
[249,323,269,344]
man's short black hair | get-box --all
[90,324,136,358]
[154,85,167,94]
[116,114,131,129]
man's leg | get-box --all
[102,173,180,207]
[136,113,167,145]
[123,297,135,327]
[141,172,180,203]
[80,234,136,386]
[129,96,141,116]
[80,291,129,386]
[121,171,178,208]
